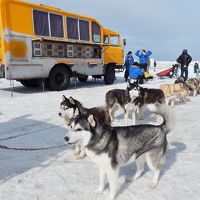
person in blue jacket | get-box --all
[135,49,152,72]
[128,61,144,84]
[124,51,134,82]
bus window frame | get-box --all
[49,12,64,38]
[110,35,119,46]
[32,9,64,39]
[103,35,109,44]
[32,9,50,37]
[66,16,91,42]
[92,22,101,43]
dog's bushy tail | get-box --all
[152,104,174,134]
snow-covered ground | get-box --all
[0,63,200,200]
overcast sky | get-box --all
[27,0,199,61]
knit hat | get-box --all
[127,51,132,55]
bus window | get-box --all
[92,22,101,43]
[110,35,118,46]
[79,19,90,41]
[67,17,79,40]
[33,10,49,36]
[50,13,64,38]
[104,35,109,44]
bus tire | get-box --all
[20,79,41,88]
[104,65,115,85]
[48,66,70,91]
[78,76,88,82]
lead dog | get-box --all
[59,95,111,159]
[105,80,139,125]
[65,108,171,200]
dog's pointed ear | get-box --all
[69,96,75,105]
[135,79,139,86]
[87,114,96,127]
[127,79,131,88]
[62,95,67,101]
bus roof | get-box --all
[103,28,120,36]
[16,0,104,28]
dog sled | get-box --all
[156,64,179,78]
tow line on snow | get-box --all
[0,143,68,151]
[0,123,68,151]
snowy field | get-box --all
[0,63,200,200]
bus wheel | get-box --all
[104,65,115,85]
[78,76,88,82]
[20,79,41,88]
[48,66,70,91]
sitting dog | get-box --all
[65,108,171,200]
[59,95,111,159]
[105,80,139,125]
[187,78,200,96]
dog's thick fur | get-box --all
[105,80,139,125]
[65,108,171,199]
[59,95,111,159]
[160,83,190,106]
[187,78,200,96]
[133,85,166,120]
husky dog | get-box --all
[105,80,139,125]
[65,109,171,200]
[160,83,190,106]
[187,78,200,96]
[59,95,111,159]
[174,76,185,84]
[134,86,166,119]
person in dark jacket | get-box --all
[176,49,192,80]
[129,61,144,84]
[124,51,134,82]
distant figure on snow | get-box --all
[176,49,192,81]
[194,62,199,73]
[153,60,157,72]
[124,51,134,82]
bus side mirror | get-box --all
[123,38,126,46]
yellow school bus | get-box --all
[0,0,124,90]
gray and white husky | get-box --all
[65,108,171,200]
[105,80,139,125]
[59,95,111,159]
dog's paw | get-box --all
[149,182,157,189]
[73,150,81,155]
[125,176,133,182]
[108,193,115,200]
[95,188,104,195]
[75,154,86,160]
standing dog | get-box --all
[65,108,171,200]
[105,80,139,125]
[160,83,189,106]
[59,95,111,159]
[134,86,166,119]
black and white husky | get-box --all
[65,108,171,200]
[134,86,166,119]
[59,95,111,159]
[105,80,139,125]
